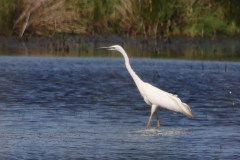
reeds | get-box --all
[1,0,240,37]
[12,0,86,37]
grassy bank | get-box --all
[1,0,240,38]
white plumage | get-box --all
[100,45,193,128]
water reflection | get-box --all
[0,36,240,60]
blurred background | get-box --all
[0,0,240,38]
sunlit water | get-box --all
[0,57,239,159]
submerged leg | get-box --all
[147,105,157,128]
[156,110,160,128]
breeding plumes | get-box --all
[100,45,193,128]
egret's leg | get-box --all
[147,105,157,128]
[156,110,160,128]
[147,112,153,128]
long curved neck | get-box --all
[119,49,144,86]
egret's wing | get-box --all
[166,93,191,111]
[144,83,193,118]
[144,86,180,112]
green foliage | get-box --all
[227,21,240,35]
[0,0,17,36]
[183,1,233,36]
[70,0,240,37]
[0,0,240,37]
[132,0,184,37]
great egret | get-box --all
[100,45,193,128]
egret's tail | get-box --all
[182,103,194,118]
[186,111,194,119]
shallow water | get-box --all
[0,57,239,159]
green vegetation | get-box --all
[0,0,240,38]
[0,0,17,36]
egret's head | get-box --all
[99,45,123,52]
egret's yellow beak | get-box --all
[98,47,111,50]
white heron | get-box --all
[100,45,193,128]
